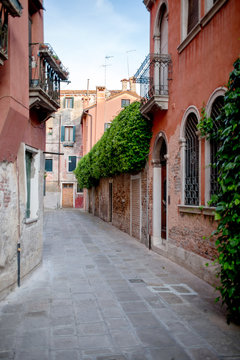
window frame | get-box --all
[205,87,226,205]
[64,96,74,109]
[180,106,201,208]
[45,158,53,172]
[121,99,130,108]
[25,145,40,222]
[68,156,77,172]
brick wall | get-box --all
[88,170,148,242]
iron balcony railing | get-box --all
[0,2,9,65]
[134,53,172,105]
[29,43,69,105]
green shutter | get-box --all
[25,152,32,218]
[61,126,65,141]
[73,126,76,142]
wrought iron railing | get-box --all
[29,43,69,105]
[0,3,9,64]
[134,53,172,105]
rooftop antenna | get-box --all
[101,55,113,87]
[126,50,136,79]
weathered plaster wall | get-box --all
[0,144,44,299]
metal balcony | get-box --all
[29,43,69,121]
[1,0,22,17]
[134,53,172,117]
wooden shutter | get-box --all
[61,126,65,141]
[73,126,76,141]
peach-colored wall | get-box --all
[87,90,139,149]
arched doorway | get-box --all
[152,133,168,248]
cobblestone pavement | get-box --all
[0,209,240,360]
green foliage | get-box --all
[74,101,152,189]
[198,58,240,324]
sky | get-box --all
[44,0,149,91]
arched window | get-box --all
[185,113,199,205]
[210,96,224,197]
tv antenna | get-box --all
[101,55,114,87]
[126,50,136,79]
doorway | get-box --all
[152,133,168,247]
[62,183,73,208]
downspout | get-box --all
[16,157,21,286]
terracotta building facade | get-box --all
[0,0,68,298]
[133,0,240,284]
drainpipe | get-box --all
[16,157,21,286]
[58,114,61,187]
[146,161,151,249]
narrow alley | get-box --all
[0,209,240,360]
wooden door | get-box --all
[161,165,167,239]
[62,184,73,208]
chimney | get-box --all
[129,77,136,93]
[121,79,128,91]
[96,86,106,101]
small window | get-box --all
[77,183,83,193]
[61,126,76,143]
[68,156,76,172]
[48,127,53,135]
[45,159,53,172]
[104,123,111,132]
[121,99,130,108]
[64,97,74,108]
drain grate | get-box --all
[128,278,145,283]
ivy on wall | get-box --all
[198,59,240,324]
[74,101,152,189]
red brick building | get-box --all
[133,0,240,283]
[0,0,68,298]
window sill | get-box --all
[178,205,215,216]
[177,23,201,54]
[201,0,228,27]
[63,142,74,147]
[25,217,38,224]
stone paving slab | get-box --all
[0,209,240,360]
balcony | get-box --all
[134,53,172,117]
[29,43,69,121]
[1,0,22,17]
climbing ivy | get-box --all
[74,101,152,189]
[198,58,240,324]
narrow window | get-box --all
[48,127,53,135]
[210,96,224,198]
[104,122,111,132]
[188,0,199,33]
[121,99,130,108]
[185,113,199,205]
[64,97,74,108]
[45,159,53,172]
[77,183,83,193]
[68,156,76,172]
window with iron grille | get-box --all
[187,0,199,33]
[185,113,199,205]
[210,96,224,198]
